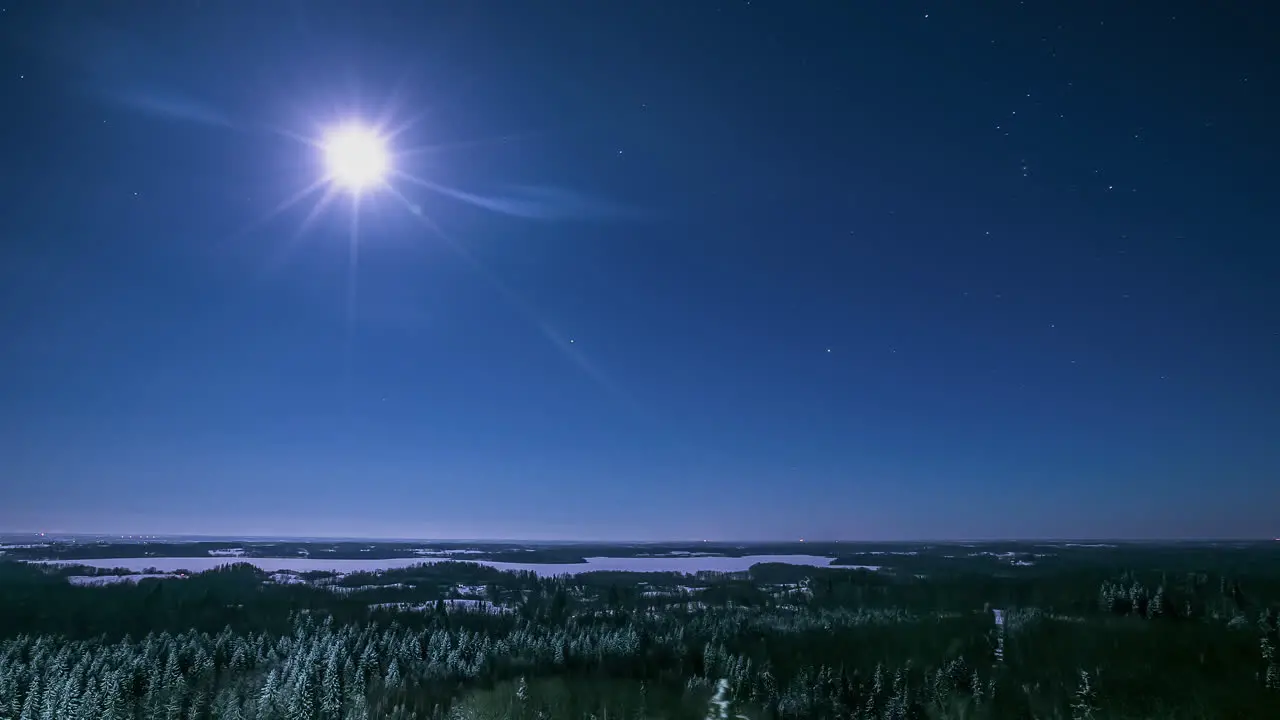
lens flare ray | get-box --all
[235,108,631,404]
[381,185,636,409]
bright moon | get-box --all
[322,125,390,192]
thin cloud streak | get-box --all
[107,89,240,130]
[400,174,643,222]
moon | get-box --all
[322,124,390,193]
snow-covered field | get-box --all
[641,585,702,597]
[968,551,1036,566]
[32,554,837,577]
[862,551,919,556]
[411,548,487,556]
[370,599,512,614]
[36,557,438,574]
[67,574,184,586]
[635,550,724,557]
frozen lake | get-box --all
[34,554,837,577]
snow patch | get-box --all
[67,574,184,586]
[412,548,486,556]
[706,678,748,720]
[861,551,919,556]
[370,599,511,614]
[636,551,725,557]
[268,572,306,585]
[326,583,411,594]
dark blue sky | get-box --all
[2,2,1277,540]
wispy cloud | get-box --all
[56,18,241,132]
[105,89,239,129]
[401,176,644,222]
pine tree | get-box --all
[100,671,123,720]
[214,688,246,720]
[758,667,778,711]
[258,669,280,720]
[77,680,99,720]
[1071,669,1097,720]
[1150,585,1165,618]
[384,660,401,691]
[1128,581,1144,616]
[163,676,185,720]
[1098,582,1115,613]
[322,651,344,719]
[188,687,210,720]
[344,694,371,720]
[38,671,58,720]
[18,674,40,720]
[289,671,315,720]
[516,676,529,704]
[56,673,81,720]
[1262,637,1279,690]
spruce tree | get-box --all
[1071,669,1097,720]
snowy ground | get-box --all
[641,585,703,597]
[635,550,724,557]
[858,551,919,556]
[707,678,749,720]
[370,599,512,614]
[411,548,487,556]
[31,554,837,577]
[67,574,184,586]
[968,551,1036,566]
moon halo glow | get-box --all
[321,124,390,194]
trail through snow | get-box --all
[707,679,749,720]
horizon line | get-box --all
[2,531,1275,544]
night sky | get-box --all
[1,2,1277,541]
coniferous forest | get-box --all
[1,540,1279,720]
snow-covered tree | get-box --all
[1071,669,1097,720]
[515,675,529,704]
